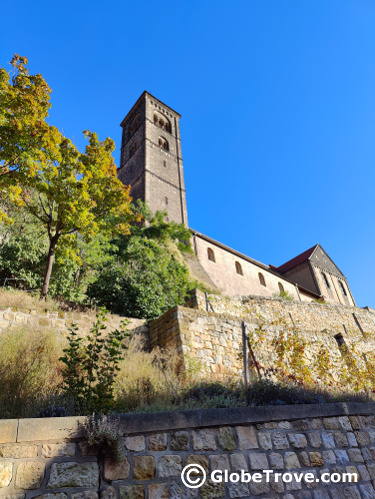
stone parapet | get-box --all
[1,403,375,498]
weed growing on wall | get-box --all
[247,315,375,396]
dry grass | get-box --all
[0,323,66,418]
[0,288,99,315]
[114,335,186,413]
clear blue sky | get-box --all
[1,0,375,307]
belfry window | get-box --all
[154,112,171,132]
[235,262,243,275]
[258,272,266,286]
[158,137,169,151]
[207,248,215,262]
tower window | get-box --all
[235,262,243,275]
[158,137,169,151]
[278,282,285,293]
[165,197,168,205]
[322,272,330,288]
[129,140,137,158]
[163,160,166,167]
[258,272,266,286]
[339,281,347,296]
[207,248,215,262]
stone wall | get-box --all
[0,306,147,338]
[149,290,375,379]
[1,403,375,498]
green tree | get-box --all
[86,236,193,319]
[0,55,136,297]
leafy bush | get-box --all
[0,326,64,418]
[60,309,129,414]
[86,237,193,319]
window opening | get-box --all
[207,248,215,262]
[340,281,347,296]
[258,273,266,286]
[278,283,285,293]
[235,262,243,275]
[322,273,330,288]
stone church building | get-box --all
[118,91,356,307]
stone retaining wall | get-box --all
[0,307,147,337]
[149,291,375,378]
[1,403,375,498]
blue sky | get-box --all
[1,0,375,307]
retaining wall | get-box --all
[149,291,375,378]
[1,403,375,498]
[0,307,147,337]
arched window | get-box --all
[130,140,137,158]
[153,111,171,133]
[207,248,215,262]
[339,281,347,296]
[235,262,243,275]
[278,282,284,293]
[158,137,169,151]
[258,272,266,286]
[129,115,140,136]
[322,272,330,288]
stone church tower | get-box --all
[118,91,188,225]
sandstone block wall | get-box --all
[0,306,147,338]
[1,403,375,498]
[150,290,375,379]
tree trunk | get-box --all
[40,235,59,299]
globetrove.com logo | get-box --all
[181,465,358,489]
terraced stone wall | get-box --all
[149,290,375,378]
[1,403,375,498]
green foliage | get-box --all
[0,55,136,297]
[86,233,193,320]
[59,309,130,414]
[130,201,192,253]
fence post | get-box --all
[242,321,248,389]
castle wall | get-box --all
[1,404,375,498]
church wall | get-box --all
[193,234,300,299]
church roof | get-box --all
[274,245,319,274]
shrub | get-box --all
[60,309,129,414]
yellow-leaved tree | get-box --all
[0,55,137,297]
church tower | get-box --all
[118,91,188,225]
